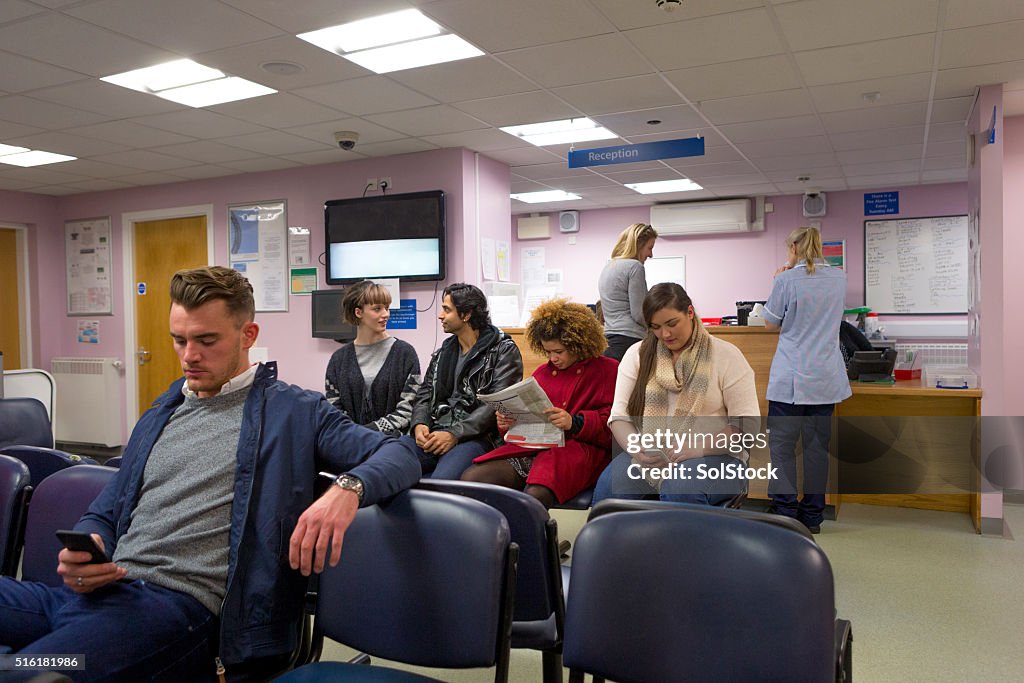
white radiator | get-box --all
[51,357,123,447]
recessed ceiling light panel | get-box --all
[0,143,31,156]
[297,9,441,53]
[510,190,582,203]
[342,34,483,74]
[156,77,276,108]
[625,179,703,194]
[101,59,224,93]
[0,150,76,167]
[500,118,618,147]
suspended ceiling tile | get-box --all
[590,0,763,31]
[0,95,110,130]
[28,80,184,119]
[352,138,440,158]
[829,125,925,151]
[700,89,815,126]
[553,75,682,115]
[3,132,131,159]
[196,36,370,91]
[809,73,933,113]
[279,149,364,165]
[218,157,303,173]
[485,146,564,166]
[218,0,413,34]
[821,102,928,135]
[944,0,1024,29]
[718,116,827,144]
[940,20,1024,69]
[147,141,262,164]
[774,0,940,51]
[497,34,653,89]
[933,60,1024,100]
[294,76,437,117]
[663,55,802,103]
[752,151,841,170]
[391,57,537,103]
[627,8,783,71]
[90,149,199,171]
[0,52,87,93]
[67,121,197,148]
[794,34,935,86]
[66,0,284,55]
[835,144,924,165]
[454,91,580,128]
[763,165,844,182]
[218,131,333,156]
[593,106,706,138]
[169,165,244,180]
[284,118,405,146]
[210,93,345,128]
[366,105,489,137]
[130,110,268,139]
[0,14,176,77]
[421,128,528,152]
[421,0,615,53]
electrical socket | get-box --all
[365,178,378,191]
[379,177,392,191]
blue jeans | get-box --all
[401,435,489,480]
[592,452,747,506]
[767,401,835,526]
[0,577,216,682]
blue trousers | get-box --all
[767,401,835,526]
[401,435,489,480]
[0,577,216,682]
[592,453,747,506]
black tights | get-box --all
[461,460,558,509]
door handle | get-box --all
[137,347,152,366]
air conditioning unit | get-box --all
[650,198,758,236]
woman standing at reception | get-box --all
[598,223,658,361]
[762,226,850,534]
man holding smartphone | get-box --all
[0,266,421,682]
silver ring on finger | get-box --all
[76,576,84,587]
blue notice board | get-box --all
[386,299,416,330]
[568,137,704,169]
[864,191,899,216]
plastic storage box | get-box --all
[923,365,978,390]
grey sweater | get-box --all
[113,387,248,615]
[598,258,648,339]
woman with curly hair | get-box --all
[462,299,619,508]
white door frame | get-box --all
[0,222,33,369]
[121,205,214,429]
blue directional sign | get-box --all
[568,137,705,169]
[864,191,899,216]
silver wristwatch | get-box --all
[333,473,365,502]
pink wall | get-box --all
[1001,115,1024,413]
[3,148,493,442]
[511,184,968,323]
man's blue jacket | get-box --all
[76,362,421,666]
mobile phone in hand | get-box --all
[56,530,110,564]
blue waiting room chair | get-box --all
[0,454,32,576]
[417,480,566,683]
[564,504,852,683]
[275,488,518,683]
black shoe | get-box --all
[803,522,821,534]
[558,540,571,558]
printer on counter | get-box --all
[736,300,768,326]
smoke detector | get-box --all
[656,0,683,12]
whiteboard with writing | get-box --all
[864,215,968,315]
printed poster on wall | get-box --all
[228,201,288,312]
[65,217,113,315]
[822,240,845,270]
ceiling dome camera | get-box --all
[656,0,683,11]
[333,131,359,151]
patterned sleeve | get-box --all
[373,372,421,436]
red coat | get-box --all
[474,355,618,502]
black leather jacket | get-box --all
[411,325,523,449]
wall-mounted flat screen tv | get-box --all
[325,190,446,284]
[311,289,356,342]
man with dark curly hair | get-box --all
[463,299,618,508]
[407,283,523,479]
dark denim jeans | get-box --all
[0,577,216,682]
[401,435,489,480]
[767,401,835,527]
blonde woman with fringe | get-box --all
[598,222,658,361]
[762,226,850,534]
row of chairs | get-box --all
[0,454,852,682]
[282,480,852,683]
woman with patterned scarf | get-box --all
[592,283,760,506]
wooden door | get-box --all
[134,216,208,413]
[0,228,21,369]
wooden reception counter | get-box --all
[506,326,984,531]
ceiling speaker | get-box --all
[559,210,580,233]
[802,192,826,218]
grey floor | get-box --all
[320,502,1024,682]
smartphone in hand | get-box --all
[56,530,110,564]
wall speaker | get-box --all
[559,210,580,233]
[802,192,827,218]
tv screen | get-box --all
[325,190,446,284]
[311,289,356,341]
